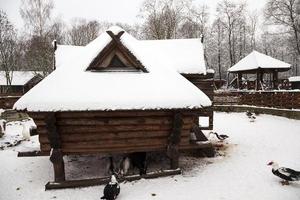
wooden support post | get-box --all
[226,72,230,88]
[50,149,65,182]
[237,73,242,89]
[45,113,65,182]
[256,70,260,90]
[167,112,183,169]
[273,71,278,89]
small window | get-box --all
[109,55,127,68]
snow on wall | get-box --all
[228,51,291,72]
[14,26,211,112]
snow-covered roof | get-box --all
[228,51,291,73]
[55,45,84,70]
[0,71,39,86]
[14,26,211,112]
[289,76,300,82]
[55,33,206,74]
[139,39,206,74]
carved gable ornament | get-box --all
[86,31,147,72]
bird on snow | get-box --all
[101,174,120,200]
[22,122,31,141]
[246,111,256,122]
[246,111,253,117]
[246,111,256,121]
[209,132,229,141]
[267,161,300,185]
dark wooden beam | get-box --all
[106,30,147,72]
[45,113,65,182]
[167,112,183,169]
[45,169,181,190]
[17,151,49,157]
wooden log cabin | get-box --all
[0,71,42,95]
[14,26,213,188]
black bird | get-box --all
[101,175,120,200]
[246,111,256,121]
[267,161,300,185]
[246,111,253,118]
[210,132,229,141]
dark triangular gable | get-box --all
[86,31,148,72]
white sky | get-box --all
[0,0,267,31]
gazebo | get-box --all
[227,51,291,90]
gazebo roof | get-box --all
[228,51,291,73]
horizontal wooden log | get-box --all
[40,137,191,153]
[17,151,49,157]
[37,124,193,134]
[40,141,213,155]
[34,116,195,127]
[45,168,182,190]
[42,136,190,150]
[39,130,190,143]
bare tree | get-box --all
[248,11,258,50]
[0,10,19,92]
[265,0,300,63]
[140,0,191,39]
[20,0,57,75]
[179,4,209,38]
[67,18,102,46]
[216,0,246,66]
[20,0,54,37]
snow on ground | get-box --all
[1,112,300,200]
[0,119,39,151]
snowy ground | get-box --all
[1,112,300,200]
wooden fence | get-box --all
[214,90,300,109]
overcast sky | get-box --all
[0,0,267,31]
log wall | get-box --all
[29,110,200,155]
[214,90,300,109]
[183,74,214,100]
[183,73,214,129]
[0,95,21,109]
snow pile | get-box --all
[0,71,40,86]
[14,26,211,112]
[1,112,300,200]
[0,119,39,151]
[289,76,300,82]
[228,51,291,72]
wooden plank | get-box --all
[17,151,49,157]
[35,116,195,126]
[45,168,182,190]
[40,135,192,152]
[55,110,200,119]
[39,130,191,143]
[42,137,191,150]
[37,124,193,134]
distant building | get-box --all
[0,71,42,94]
[227,51,291,90]
[289,76,300,89]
